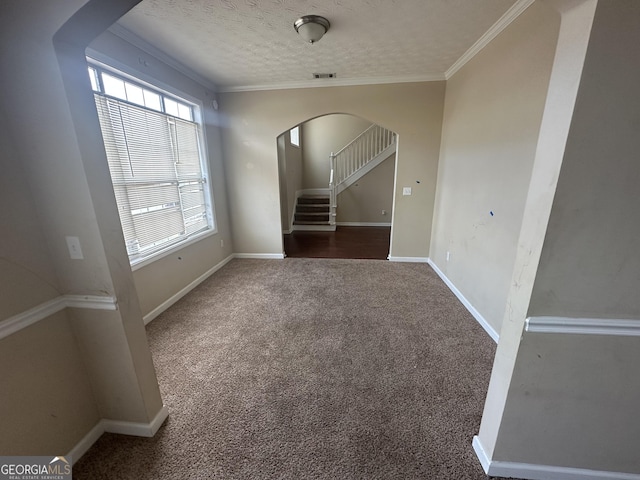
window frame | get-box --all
[289,126,300,147]
[87,55,217,270]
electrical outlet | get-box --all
[66,236,84,260]
[402,187,412,196]
[220,239,224,248]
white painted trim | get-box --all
[525,316,640,337]
[445,0,535,79]
[103,405,169,437]
[143,254,235,325]
[474,435,640,480]
[0,295,118,341]
[472,436,491,474]
[336,222,391,227]
[130,230,217,271]
[64,295,118,310]
[68,421,104,465]
[292,224,336,232]
[0,297,66,341]
[282,229,293,235]
[107,24,218,92]
[336,144,396,194]
[233,253,285,259]
[427,259,499,343]
[219,74,445,93]
[388,256,429,263]
[67,406,169,465]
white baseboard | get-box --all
[292,224,336,232]
[68,406,169,465]
[103,405,169,437]
[427,259,499,343]
[473,436,640,480]
[233,253,285,259]
[68,421,104,465]
[472,436,492,473]
[143,255,234,325]
[388,256,429,263]
[336,222,391,227]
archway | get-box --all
[277,113,398,259]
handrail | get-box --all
[333,124,395,187]
[333,123,378,157]
[328,124,396,227]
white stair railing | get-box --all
[328,124,396,225]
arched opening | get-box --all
[277,113,398,259]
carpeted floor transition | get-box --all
[74,258,501,479]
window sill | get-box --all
[130,229,217,272]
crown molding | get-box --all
[218,74,445,93]
[445,0,535,79]
[108,0,530,94]
[107,23,219,92]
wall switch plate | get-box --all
[446,251,451,262]
[403,187,412,196]
[381,210,387,215]
[66,236,84,260]
[220,239,224,248]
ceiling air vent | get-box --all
[313,73,337,79]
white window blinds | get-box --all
[93,85,211,263]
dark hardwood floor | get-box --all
[283,226,391,259]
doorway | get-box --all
[277,114,396,259]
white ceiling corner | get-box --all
[114,0,527,92]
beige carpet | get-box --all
[74,258,499,479]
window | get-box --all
[88,63,214,265]
[290,126,300,147]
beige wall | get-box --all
[0,102,99,456]
[219,82,445,257]
[301,114,373,189]
[0,112,61,319]
[0,311,99,455]
[336,154,395,224]
[277,136,290,230]
[0,0,166,457]
[430,1,561,333]
[491,1,640,473]
[277,129,304,232]
[88,31,234,318]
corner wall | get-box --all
[430,0,561,334]
[0,0,166,458]
[490,1,640,475]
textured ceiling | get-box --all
[117,0,517,90]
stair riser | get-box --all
[297,206,330,213]
[295,214,330,222]
[298,197,330,205]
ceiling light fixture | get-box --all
[294,15,330,44]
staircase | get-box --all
[329,124,396,227]
[293,195,332,230]
[289,124,396,232]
